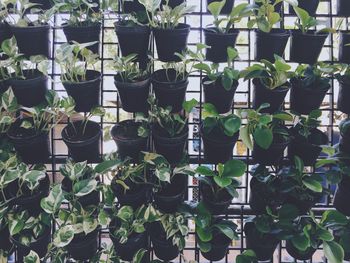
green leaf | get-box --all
[73,179,97,197]
[23,251,40,263]
[207,0,226,18]
[196,166,216,177]
[53,225,75,248]
[203,103,219,117]
[292,235,310,252]
[40,184,64,214]
[182,99,198,114]
[214,176,232,188]
[214,223,236,240]
[302,177,323,193]
[240,125,253,150]
[253,127,273,149]
[198,239,212,253]
[222,115,241,136]
[323,241,344,263]
[196,226,212,242]
[222,159,246,178]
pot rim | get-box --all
[204,27,240,35]
[111,120,147,142]
[255,28,290,36]
[153,23,190,32]
[61,120,101,145]
[62,70,102,85]
[151,69,188,85]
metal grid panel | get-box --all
[34,0,350,262]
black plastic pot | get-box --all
[152,125,188,164]
[244,222,279,261]
[339,32,350,63]
[152,69,188,113]
[154,174,187,213]
[203,77,238,114]
[7,124,50,164]
[153,23,190,62]
[0,226,13,253]
[334,176,350,216]
[201,233,231,261]
[288,127,328,166]
[161,0,185,8]
[200,182,232,215]
[0,23,12,47]
[254,29,290,61]
[338,77,350,114]
[29,0,53,9]
[151,223,179,261]
[290,0,319,16]
[111,178,151,209]
[115,22,150,64]
[9,70,48,107]
[61,120,102,162]
[337,0,350,16]
[290,30,328,65]
[121,0,145,13]
[252,79,290,114]
[290,78,330,115]
[207,0,234,14]
[0,79,9,94]
[67,230,99,261]
[111,120,149,162]
[10,24,50,57]
[204,28,239,63]
[11,225,51,262]
[201,126,239,164]
[286,240,317,261]
[62,70,101,113]
[284,192,321,215]
[114,75,150,113]
[340,124,350,155]
[63,23,101,54]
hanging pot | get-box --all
[204,28,239,63]
[114,75,150,113]
[252,78,290,114]
[201,232,231,261]
[29,0,53,9]
[200,181,232,215]
[0,79,9,94]
[339,31,350,63]
[10,24,50,57]
[337,0,350,16]
[120,0,145,13]
[0,23,12,48]
[62,120,102,163]
[111,120,149,162]
[9,70,48,107]
[207,0,234,14]
[0,226,13,253]
[152,69,188,113]
[338,76,350,114]
[284,191,322,215]
[290,30,328,65]
[289,0,319,16]
[334,176,350,216]
[254,29,290,61]
[152,125,188,164]
[161,0,185,8]
[286,240,317,261]
[67,229,99,261]
[62,70,101,113]
[203,77,238,114]
[153,23,190,62]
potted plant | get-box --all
[201,103,241,164]
[289,0,319,16]
[0,53,11,94]
[61,105,105,162]
[290,7,335,65]
[337,0,350,16]
[0,88,19,137]
[196,159,246,214]
[6,0,55,57]
[195,203,239,261]
[248,0,292,61]
[241,55,292,114]
[335,64,350,114]
[8,210,51,261]
[7,90,72,164]
[204,1,251,62]
[290,63,332,115]
[111,114,150,162]
[207,0,234,14]
[194,47,240,113]
[288,110,328,165]
[138,0,195,62]
[238,106,292,165]
[2,37,49,107]
[56,0,102,54]
[56,41,101,112]
[149,97,198,164]
[113,54,151,113]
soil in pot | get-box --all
[204,28,239,63]
[62,70,101,113]
[254,29,290,61]
[200,179,232,215]
[150,222,180,261]
[203,77,238,114]
[338,76,350,114]
[10,24,50,57]
[7,121,50,164]
[252,78,290,114]
[288,127,328,166]
[244,222,279,261]
[334,176,350,216]
[61,120,102,162]
[9,69,48,107]
[286,240,317,261]
[153,23,190,62]
[207,0,234,14]
[114,22,151,64]
[63,22,101,54]
[290,30,328,65]
[201,126,239,164]
[152,69,188,113]
[337,0,350,16]
[154,174,187,213]
[67,229,99,261]
[114,74,150,113]
[152,125,188,165]
[111,120,149,162]
[339,31,350,63]
[289,0,319,16]
[11,225,51,262]
[111,177,151,209]
[201,231,232,261]
[290,78,330,115]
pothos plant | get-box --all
[195,159,246,199]
[113,53,150,83]
[292,109,322,138]
[0,88,19,134]
[194,47,241,91]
